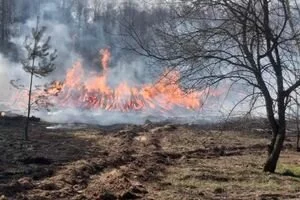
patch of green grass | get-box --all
[164,165,285,194]
[277,164,300,178]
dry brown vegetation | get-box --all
[0,118,300,200]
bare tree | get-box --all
[125,0,300,172]
[22,17,57,140]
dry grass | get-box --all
[0,120,300,199]
[155,155,300,199]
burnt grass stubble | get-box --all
[0,116,299,199]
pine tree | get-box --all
[22,16,57,140]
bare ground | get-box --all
[0,118,300,200]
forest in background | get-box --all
[0,0,171,66]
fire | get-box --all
[100,48,111,72]
[12,49,220,113]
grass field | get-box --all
[0,119,300,200]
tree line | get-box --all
[0,0,170,64]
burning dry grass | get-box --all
[0,119,300,199]
[10,48,215,114]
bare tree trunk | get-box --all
[24,68,34,141]
[264,90,286,172]
[264,129,286,172]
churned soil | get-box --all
[0,117,300,200]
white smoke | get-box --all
[0,0,246,125]
[0,55,18,102]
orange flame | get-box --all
[11,49,220,113]
[100,48,111,72]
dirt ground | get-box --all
[0,117,300,200]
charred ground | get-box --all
[0,117,300,200]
